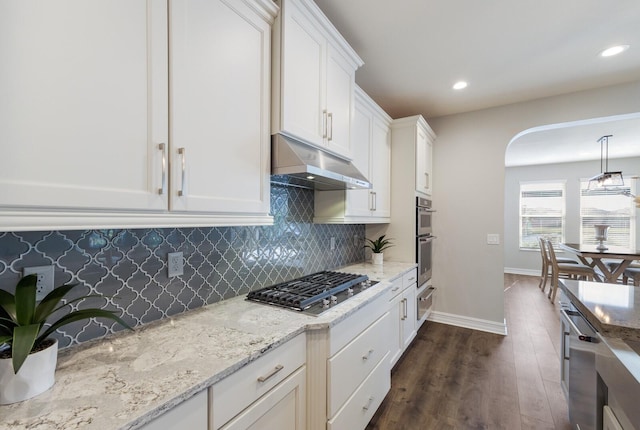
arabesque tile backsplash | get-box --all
[0,185,365,348]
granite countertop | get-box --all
[1,261,416,430]
[559,279,640,342]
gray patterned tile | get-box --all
[0,185,366,349]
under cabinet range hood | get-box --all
[271,134,372,191]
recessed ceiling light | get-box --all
[600,45,629,57]
[306,175,315,180]
[453,81,468,90]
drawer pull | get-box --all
[407,276,416,282]
[257,364,284,383]
[362,349,374,361]
[391,286,400,292]
[362,396,375,411]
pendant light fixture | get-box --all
[587,134,624,190]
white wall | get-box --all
[504,158,640,275]
[427,80,640,329]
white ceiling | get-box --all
[312,0,640,165]
[314,0,640,119]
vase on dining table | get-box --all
[594,224,610,251]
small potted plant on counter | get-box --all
[364,235,394,265]
[0,274,132,404]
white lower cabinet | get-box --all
[327,351,390,430]
[218,367,306,430]
[389,268,418,368]
[140,390,208,430]
[327,312,390,416]
[210,333,306,430]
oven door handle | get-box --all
[419,236,437,242]
[560,309,598,343]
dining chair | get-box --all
[546,239,596,302]
[623,264,640,286]
[537,237,578,294]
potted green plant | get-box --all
[0,274,132,404]
[364,235,394,265]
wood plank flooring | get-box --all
[366,274,571,430]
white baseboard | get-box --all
[428,311,508,336]
[504,267,539,277]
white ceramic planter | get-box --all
[0,339,58,405]
[372,252,384,265]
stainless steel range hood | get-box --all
[271,134,372,191]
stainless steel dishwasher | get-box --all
[560,305,602,430]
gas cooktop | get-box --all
[246,271,377,315]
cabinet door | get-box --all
[345,100,372,217]
[370,118,391,217]
[401,287,417,349]
[388,281,403,367]
[0,0,168,212]
[140,390,208,430]
[170,0,271,215]
[220,366,306,430]
[325,44,354,159]
[415,126,429,195]
[279,1,326,147]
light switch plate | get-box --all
[487,234,500,245]
[168,252,184,277]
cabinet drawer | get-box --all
[327,351,390,430]
[388,278,403,301]
[141,390,208,430]
[220,366,306,430]
[327,312,390,416]
[403,268,418,288]
[211,333,306,429]
[329,291,388,355]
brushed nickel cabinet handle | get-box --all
[158,143,167,195]
[257,364,284,383]
[327,112,333,141]
[178,147,186,197]
[362,396,374,411]
[425,172,429,189]
[372,192,377,211]
[322,110,328,139]
[362,348,374,361]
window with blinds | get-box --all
[580,180,636,249]
[519,182,565,249]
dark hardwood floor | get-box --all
[366,274,571,430]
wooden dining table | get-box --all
[559,243,640,283]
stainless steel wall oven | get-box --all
[416,197,433,236]
[416,197,435,286]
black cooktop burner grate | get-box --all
[247,271,368,311]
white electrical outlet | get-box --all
[23,265,55,300]
[487,234,500,245]
[330,237,336,250]
[167,252,184,278]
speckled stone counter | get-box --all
[1,261,416,430]
[559,279,640,342]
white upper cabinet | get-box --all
[169,0,273,216]
[0,0,277,231]
[313,86,391,223]
[272,0,363,160]
[415,126,433,196]
[391,115,435,198]
[0,0,169,213]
